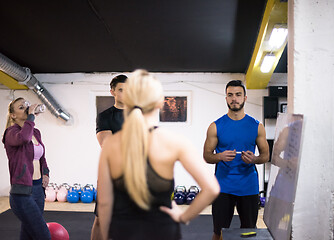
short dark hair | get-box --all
[110,74,127,90]
[225,80,246,96]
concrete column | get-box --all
[288,1,334,239]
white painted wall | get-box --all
[0,72,282,196]
[289,0,334,239]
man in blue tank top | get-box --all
[204,80,269,240]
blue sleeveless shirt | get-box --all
[214,114,259,196]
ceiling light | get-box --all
[268,25,288,49]
[260,54,276,73]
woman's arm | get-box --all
[160,134,220,223]
[97,144,114,240]
[4,118,35,146]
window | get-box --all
[96,96,114,115]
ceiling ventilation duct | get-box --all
[0,52,71,123]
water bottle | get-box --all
[24,101,46,114]
[34,104,46,114]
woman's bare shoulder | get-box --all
[155,127,191,146]
[101,131,121,151]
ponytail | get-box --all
[5,113,13,129]
[121,107,150,210]
[121,69,163,210]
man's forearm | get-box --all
[253,153,269,164]
[204,152,221,164]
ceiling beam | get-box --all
[245,0,287,89]
[0,71,28,90]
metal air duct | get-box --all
[0,52,71,123]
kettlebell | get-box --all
[173,186,187,205]
[83,184,94,194]
[80,184,94,203]
[259,190,266,208]
[57,183,70,202]
[186,186,199,205]
[45,183,57,202]
[67,187,80,203]
[73,183,82,195]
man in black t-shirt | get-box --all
[96,74,127,147]
[92,74,127,240]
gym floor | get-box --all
[0,196,266,228]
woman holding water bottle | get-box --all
[2,97,51,240]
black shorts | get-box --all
[212,192,259,235]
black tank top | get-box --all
[109,126,181,240]
[112,159,174,216]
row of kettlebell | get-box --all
[67,183,97,203]
[45,183,97,203]
[45,183,69,202]
[173,185,199,205]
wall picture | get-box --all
[158,91,191,124]
[160,96,187,122]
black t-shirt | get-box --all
[96,106,124,134]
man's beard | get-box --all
[227,101,245,112]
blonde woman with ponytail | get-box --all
[97,69,219,240]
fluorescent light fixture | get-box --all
[260,54,276,73]
[268,25,288,49]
